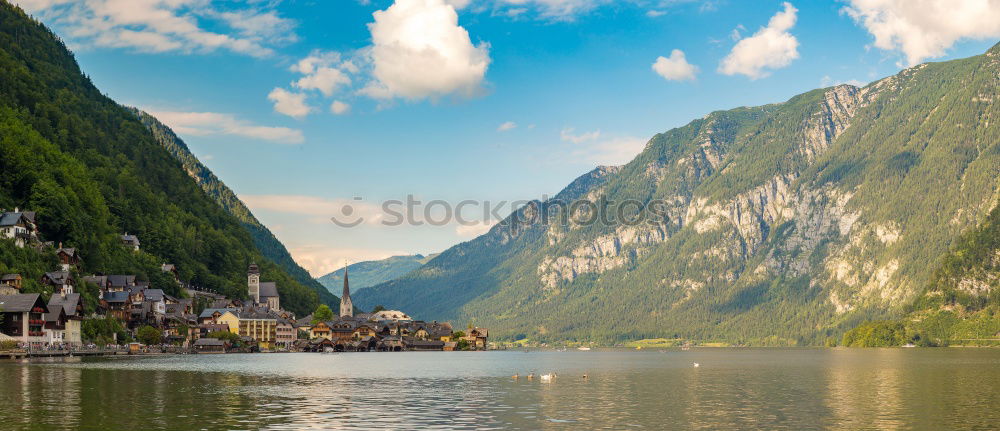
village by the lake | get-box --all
[1,208,488,357]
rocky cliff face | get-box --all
[358,43,1000,344]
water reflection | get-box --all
[1,349,999,430]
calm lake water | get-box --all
[2,349,999,430]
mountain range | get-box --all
[356,43,1000,345]
[316,254,436,296]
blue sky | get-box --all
[15,0,1000,275]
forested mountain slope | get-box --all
[0,2,322,315]
[317,254,436,295]
[896,201,1000,346]
[132,109,338,309]
[358,43,1000,344]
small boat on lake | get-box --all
[577,347,591,351]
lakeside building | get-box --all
[339,266,352,318]
[44,290,84,346]
[0,211,478,352]
[0,293,49,347]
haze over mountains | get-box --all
[357,43,1000,344]
[316,254,436,296]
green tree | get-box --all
[136,325,162,346]
[371,305,386,313]
[312,304,334,323]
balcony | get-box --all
[28,331,45,337]
[29,319,46,326]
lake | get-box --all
[1,349,999,430]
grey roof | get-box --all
[258,282,278,298]
[43,271,72,285]
[0,294,46,313]
[198,308,237,319]
[295,314,314,326]
[108,275,135,287]
[194,338,225,346]
[121,234,140,245]
[0,211,33,227]
[83,275,108,286]
[235,308,279,320]
[56,247,76,257]
[102,291,129,303]
[161,264,176,272]
[48,293,83,317]
[44,306,65,323]
[143,289,164,302]
[1,274,19,281]
[165,303,184,315]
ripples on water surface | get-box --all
[1,349,999,430]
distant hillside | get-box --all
[357,43,1000,345]
[0,1,322,315]
[132,109,339,310]
[318,254,437,295]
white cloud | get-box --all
[270,50,357,116]
[268,88,311,118]
[218,9,297,44]
[291,50,343,74]
[330,100,351,115]
[14,0,295,57]
[646,9,666,17]
[729,24,745,41]
[719,2,799,79]
[146,110,305,144]
[500,0,604,19]
[843,0,1000,66]
[560,127,601,144]
[497,121,517,131]
[13,0,72,12]
[295,67,351,97]
[362,0,491,100]
[652,49,699,81]
[444,0,472,8]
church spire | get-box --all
[340,261,353,318]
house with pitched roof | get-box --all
[0,294,49,346]
[41,271,74,295]
[0,274,21,295]
[121,233,140,251]
[55,245,80,270]
[0,209,38,248]
[45,292,84,346]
